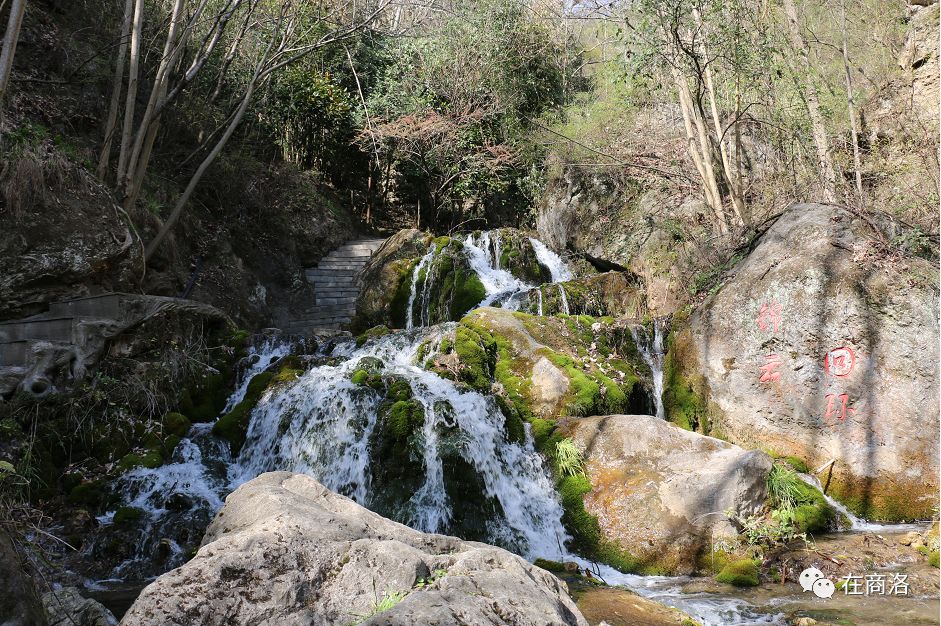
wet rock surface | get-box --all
[122,472,588,626]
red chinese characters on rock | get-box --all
[822,346,857,423]
[824,347,856,378]
[759,354,783,382]
[824,393,855,421]
[756,301,783,334]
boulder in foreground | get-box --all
[122,472,588,626]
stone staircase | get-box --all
[282,238,386,334]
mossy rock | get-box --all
[271,356,305,385]
[715,559,759,587]
[534,558,567,573]
[385,399,425,440]
[356,325,392,347]
[929,550,939,568]
[212,371,274,455]
[179,372,229,423]
[791,480,836,533]
[351,369,369,385]
[117,450,163,472]
[113,506,144,525]
[784,456,809,473]
[68,480,106,507]
[161,412,192,438]
[453,325,497,389]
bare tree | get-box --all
[782,0,837,203]
[98,0,135,180]
[0,0,28,107]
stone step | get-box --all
[305,304,356,315]
[325,253,373,260]
[307,269,359,278]
[316,287,360,295]
[307,277,357,286]
[315,297,357,306]
[315,262,369,270]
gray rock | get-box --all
[121,472,588,626]
[42,588,117,626]
[560,415,771,574]
[679,203,939,520]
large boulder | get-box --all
[526,272,645,318]
[122,472,588,626]
[441,308,654,421]
[673,203,939,521]
[559,415,771,575]
[352,229,430,331]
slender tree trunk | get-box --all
[116,0,144,184]
[98,0,134,180]
[840,0,864,204]
[145,77,258,261]
[673,66,728,232]
[782,0,837,203]
[0,0,27,107]
[123,0,186,209]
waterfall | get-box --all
[463,233,534,309]
[630,319,666,420]
[536,288,543,316]
[492,230,502,270]
[529,237,573,282]
[557,284,570,315]
[405,246,436,330]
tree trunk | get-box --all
[0,0,27,107]
[840,0,864,204]
[782,0,837,203]
[98,0,134,180]
[116,0,144,185]
[673,65,728,232]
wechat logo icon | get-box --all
[799,567,835,599]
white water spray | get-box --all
[529,237,572,282]
[463,233,534,309]
[630,319,666,420]
[405,246,436,330]
[797,473,930,533]
[557,284,570,315]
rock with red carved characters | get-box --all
[670,203,939,521]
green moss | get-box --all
[161,412,191,438]
[715,559,759,587]
[212,371,274,454]
[179,372,229,423]
[68,480,105,507]
[272,356,305,385]
[453,325,496,389]
[530,418,555,450]
[452,271,486,318]
[357,325,392,347]
[117,450,163,472]
[390,258,420,328]
[113,506,144,525]
[351,369,369,385]
[533,558,567,573]
[387,400,425,440]
[662,330,707,432]
[387,378,413,402]
[784,456,809,473]
[433,235,451,253]
[791,480,836,534]
[929,550,939,568]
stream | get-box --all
[88,232,934,625]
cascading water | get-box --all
[233,326,568,559]
[797,473,930,533]
[529,237,573,283]
[405,246,436,330]
[630,319,667,420]
[557,284,570,315]
[463,232,534,309]
[96,329,794,626]
[536,288,543,316]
